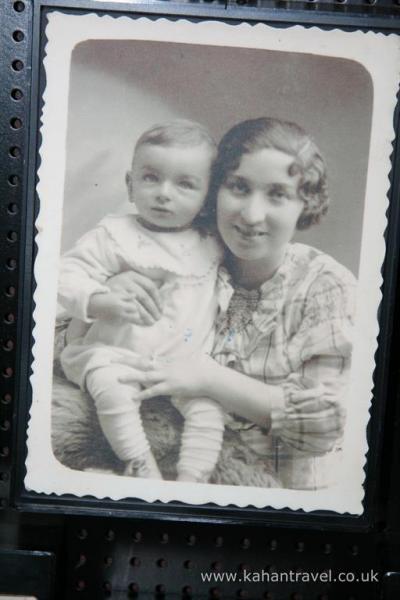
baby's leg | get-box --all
[86,365,161,479]
[172,397,225,483]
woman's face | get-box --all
[217,147,304,263]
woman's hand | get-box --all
[88,291,144,323]
[114,351,345,457]
[117,353,216,400]
[105,270,163,326]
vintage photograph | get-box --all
[27,13,400,513]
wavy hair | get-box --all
[207,117,329,230]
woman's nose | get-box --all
[240,194,267,224]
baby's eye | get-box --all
[226,178,250,196]
[142,172,159,183]
[178,179,196,190]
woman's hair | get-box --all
[208,117,329,230]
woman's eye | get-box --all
[142,173,158,183]
[269,188,290,203]
[226,179,250,196]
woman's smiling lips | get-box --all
[233,224,269,240]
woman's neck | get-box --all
[228,248,286,290]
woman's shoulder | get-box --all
[275,243,357,320]
[283,245,356,359]
[285,243,357,291]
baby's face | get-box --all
[127,143,213,229]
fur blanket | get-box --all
[52,336,279,487]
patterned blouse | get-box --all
[213,243,357,490]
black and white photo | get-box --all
[27,13,400,513]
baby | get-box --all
[58,120,225,482]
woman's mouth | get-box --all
[233,225,268,239]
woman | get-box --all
[70,118,356,489]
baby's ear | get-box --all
[125,171,134,203]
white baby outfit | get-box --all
[59,214,224,481]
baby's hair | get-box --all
[134,119,217,158]
[209,117,329,230]
[132,120,217,233]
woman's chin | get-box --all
[225,242,269,262]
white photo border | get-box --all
[26,11,400,515]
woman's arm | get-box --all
[207,357,347,443]
[202,359,285,429]
[117,264,353,453]
[118,353,283,426]
[118,275,351,454]
[118,352,344,451]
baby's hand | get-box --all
[88,291,142,324]
[107,271,163,326]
